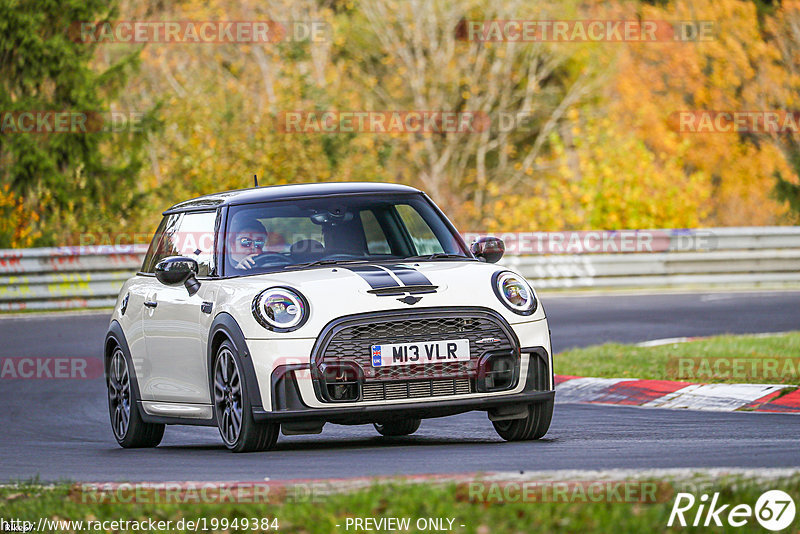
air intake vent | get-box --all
[362,379,472,401]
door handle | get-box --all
[144,300,158,308]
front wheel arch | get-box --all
[206,313,264,413]
[105,320,145,402]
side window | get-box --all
[142,214,181,273]
[395,204,445,255]
[360,210,391,254]
[173,211,218,277]
[143,211,218,276]
[141,216,169,273]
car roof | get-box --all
[164,182,422,213]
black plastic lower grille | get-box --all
[362,379,473,401]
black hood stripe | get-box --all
[385,264,433,286]
[343,265,400,289]
[344,264,433,290]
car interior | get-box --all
[224,199,458,274]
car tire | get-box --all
[107,345,165,448]
[492,400,553,441]
[374,418,421,437]
[213,340,279,453]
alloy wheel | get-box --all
[214,348,243,446]
[108,348,131,440]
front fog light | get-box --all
[252,287,309,331]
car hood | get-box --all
[216,260,545,339]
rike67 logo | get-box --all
[668,490,796,531]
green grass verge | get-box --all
[2,476,799,533]
[556,332,800,384]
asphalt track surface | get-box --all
[1,290,799,482]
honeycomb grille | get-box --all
[316,311,515,382]
[362,379,472,401]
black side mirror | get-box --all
[155,256,201,296]
[470,236,505,263]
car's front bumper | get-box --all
[252,389,554,425]
[247,313,552,411]
[253,345,554,426]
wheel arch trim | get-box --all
[207,312,263,410]
[104,320,144,402]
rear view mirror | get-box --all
[470,237,505,263]
[155,256,201,295]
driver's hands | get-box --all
[235,253,258,270]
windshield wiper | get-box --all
[283,258,370,269]
[401,253,469,261]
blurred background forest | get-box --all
[2,0,800,248]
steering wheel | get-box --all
[252,253,293,268]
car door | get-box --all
[141,210,220,404]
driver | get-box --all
[229,221,269,271]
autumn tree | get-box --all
[113,0,392,233]
[0,0,156,245]
[764,1,800,221]
[346,0,605,227]
[609,0,796,226]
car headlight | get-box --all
[252,287,309,331]
[492,271,537,315]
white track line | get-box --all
[555,377,636,403]
[641,383,789,411]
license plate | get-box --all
[371,339,470,368]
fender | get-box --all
[104,320,145,402]
[207,312,263,410]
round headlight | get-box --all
[492,271,537,315]
[252,287,309,331]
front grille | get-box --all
[362,378,473,401]
[316,311,515,382]
[311,308,518,404]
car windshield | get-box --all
[223,194,468,275]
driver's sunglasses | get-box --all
[239,237,265,249]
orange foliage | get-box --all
[609,0,796,226]
[0,184,41,248]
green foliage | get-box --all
[775,172,800,217]
[773,139,800,217]
[0,0,157,245]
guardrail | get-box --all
[499,226,800,289]
[0,245,147,311]
[1,227,798,311]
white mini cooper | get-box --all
[105,183,554,452]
